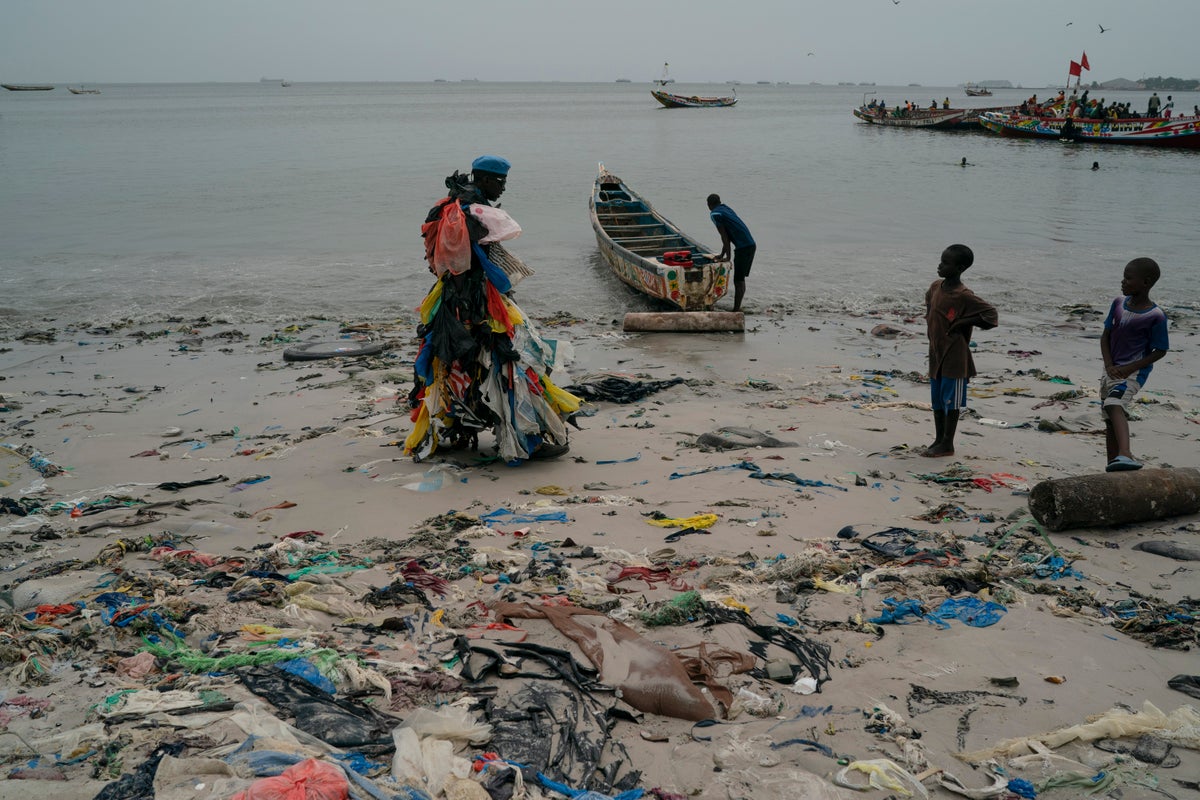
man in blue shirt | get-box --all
[707,194,756,312]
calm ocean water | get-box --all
[1,82,1197,333]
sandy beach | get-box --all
[1,302,1198,799]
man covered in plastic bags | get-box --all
[405,155,580,464]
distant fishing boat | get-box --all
[652,89,737,108]
[68,86,101,95]
[281,80,292,87]
[650,61,735,107]
[2,84,54,91]
[589,165,730,311]
[964,84,993,97]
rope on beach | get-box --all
[141,635,343,676]
[979,515,1061,566]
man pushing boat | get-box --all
[706,194,756,313]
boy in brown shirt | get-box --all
[922,244,999,457]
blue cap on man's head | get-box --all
[471,155,511,176]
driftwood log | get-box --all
[1028,467,1200,531]
[623,311,744,333]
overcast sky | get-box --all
[2,0,1194,87]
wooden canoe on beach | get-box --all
[588,166,731,312]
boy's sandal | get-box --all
[1106,456,1143,472]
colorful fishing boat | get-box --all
[589,166,730,311]
[651,89,737,108]
[978,111,1200,149]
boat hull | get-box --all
[979,112,1200,149]
[2,84,54,91]
[590,169,730,311]
[853,106,968,128]
[651,89,736,108]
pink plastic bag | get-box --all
[229,758,348,800]
[435,202,472,276]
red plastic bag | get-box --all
[421,197,453,274]
[230,758,348,800]
[435,202,472,276]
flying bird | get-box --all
[1065,21,1073,26]
[807,52,815,56]
[892,0,900,5]
[1098,24,1109,33]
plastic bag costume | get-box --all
[404,170,580,464]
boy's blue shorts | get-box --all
[930,377,968,412]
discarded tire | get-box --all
[1028,467,1200,532]
[282,341,385,362]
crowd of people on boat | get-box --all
[1064,89,1175,120]
[868,88,1194,124]
[1014,89,1193,121]
[863,98,937,118]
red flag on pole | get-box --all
[1068,60,1082,77]
[1080,51,1090,70]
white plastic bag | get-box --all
[397,704,493,745]
[468,204,522,243]
[391,727,473,792]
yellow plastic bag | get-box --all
[543,377,581,415]
[646,513,719,529]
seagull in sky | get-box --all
[1065,21,1073,26]
[892,0,900,5]
[807,52,815,56]
[1098,23,1109,33]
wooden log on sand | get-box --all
[623,311,744,332]
[1028,467,1200,532]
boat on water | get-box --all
[68,86,101,95]
[588,166,730,311]
[652,89,737,108]
[853,105,968,128]
[964,84,993,97]
[650,61,734,108]
[2,84,54,91]
[854,104,1012,131]
[978,110,1200,149]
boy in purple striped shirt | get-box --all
[1100,257,1169,472]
